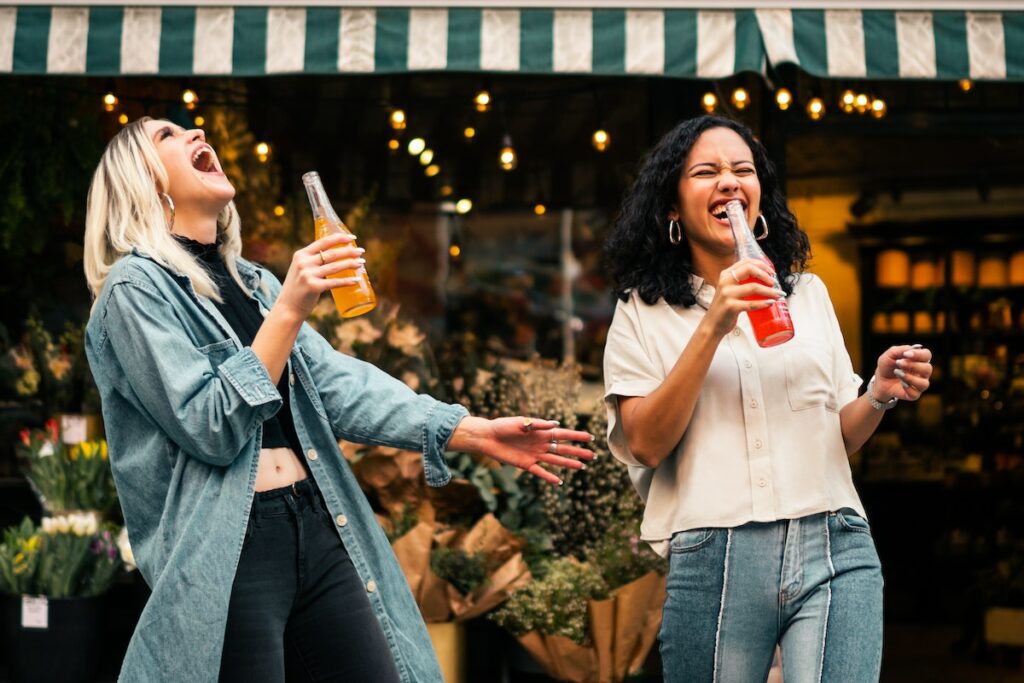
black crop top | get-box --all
[174,236,306,462]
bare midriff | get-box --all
[254,447,308,492]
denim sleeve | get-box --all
[296,323,467,487]
[102,280,282,466]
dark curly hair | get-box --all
[605,115,810,306]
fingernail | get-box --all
[894,368,906,379]
[580,464,587,471]
[589,434,596,442]
[355,258,366,264]
[558,479,564,486]
[901,380,910,388]
[553,421,561,426]
[355,248,366,254]
[902,350,915,359]
[911,344,923,349]
[896,359,904,368]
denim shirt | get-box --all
[85,251,468,682]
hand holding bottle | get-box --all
[702,257,781,340]
[274,232,366,322]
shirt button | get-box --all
[307,448,318,461]
[335,514,348,527]
[289,373,296,386]
[750,400,758,409]
[366,580,377,593]
[758,479,767,488]
[744,361,752,369]
[733,328,741,337]
[755,439,763,449]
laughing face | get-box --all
[143,119,234,219]
[672,126,761,260]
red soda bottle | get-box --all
[724,200,795,347]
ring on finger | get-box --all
[521,417,534,433]
[548,440,558,454]
[319,251,326,266]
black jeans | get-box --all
[219,478,401,682]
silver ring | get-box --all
[548,441,558,454]
[319,251,326,266]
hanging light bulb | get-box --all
[806,98,825,120]
[419,149,434,166]
[840,89,856,113]
[389,108,407,130]
[182,89,198,110]
[273,205,286,217]
[408,138,426,155]
[118,113,129,125]
[498,134,517,171]
[194,115,205,127]
[870,97,887,119]
[474,90,491,112]
[255,142,271,162]
[854,93,869,114]
[387,138,400,151]
[959,78,973,92]
[425,164,441,177]
[455,198,473,214]
[102,93,118,112]
[731,87,750,110]
[591,129,610,152]
[463,126,476,140]
[775,88,793,111]
[534,203,547,216]
[440,184,454,197]
[701,92,717,113]
[449,244,462,258]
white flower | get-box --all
[386,322,425,356]
[39,441,54,457]
[68,512,99,537]
[41,517,57,535]
[334,318,382,355]
[117,527,137,572]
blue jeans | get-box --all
[659,510,883,683]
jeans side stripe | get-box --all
[712,528,733,683]
[819,520,837,682]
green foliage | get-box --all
[17,422,117,517]
[385,503,420,543]
[430,547,488,595]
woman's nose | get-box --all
[188,129,206,143]
[718,174,740,192]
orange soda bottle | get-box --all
[302,171,376,318]
[724,199,794,347]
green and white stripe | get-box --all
[0,5,1019,80]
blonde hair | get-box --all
[84,116,248,304]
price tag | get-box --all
[21,596,49,629]
[61,415,88,444]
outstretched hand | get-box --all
[447,416,595,485]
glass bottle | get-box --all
[724,199,795,347]
[302,171,376,318]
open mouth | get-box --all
[190,145,222,175]
[709,199,746,223]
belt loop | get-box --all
[291,481,299,497]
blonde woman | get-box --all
[83,118,594,682]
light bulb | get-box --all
[118,113,129,125]
[592,129,610,152]
[701,92,717,113]
[273,205,286,217]
[870,98,887,119]
[775,88,792,111]
[387,138,400,151]
[425,164,441,177]
[499,135,517,171]
[474,90,491,112]
[463,126,476,140]
[408,138,426,155]
[419,149,434,166]
[807,98,825,120]
[455,198,473,214]
[731,87,749,110]
[534,203,547,216]
[449,244,461,258]
[194,116,205,127]
[389,109,407,130]
[959,78,973,92]
[182,89,198,110]
[855,93,869,113]
[840,89,856,113]
[102,93,118,112]
[440,185,454,197]
[255,141,270,162]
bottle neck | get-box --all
[725,201,764,260]
[303,176,339,222]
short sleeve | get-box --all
[603,294,664,471]
[816,277,863,407]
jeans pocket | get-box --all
[669,528,716,554]
[836,508,871,534]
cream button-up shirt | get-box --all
[604,273,866,557]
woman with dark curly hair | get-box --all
[603,115,933,682]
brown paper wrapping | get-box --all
[350,448,427,516]
[514,571,667,682]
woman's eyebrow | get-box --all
[686,160,754,172]
[152,125,184,141]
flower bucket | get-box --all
[1,594,100,683]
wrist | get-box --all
[866,375,898,411]
[446,415,491,453]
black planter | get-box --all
[1,594,100,683]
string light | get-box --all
[118,113,129,125]
[273,205,286,217]
[408,138,426,155]
[854,93,869,113]
[440,185,454,197]
[806,98,825,120]
[731,87,749,110]
[255,141,271,162]
[840,90,856,113]
[182,89,198,110]
[498,134,517,171]
[474,90,491,112]
[701,92,717,113]
[419,149,434,166]
[102,93,118,112]
[959,78,973,92]
[870,97,887,119]
[592,129,610,152]
[775,88,792,111]
[389,109,407,130]
[463,126,476,140]
[387,138,400,151]
[455,198,473,214]
[449,244,461,258]
[534,203,547,216]
[425,164,441,177]
[194,115,205,127]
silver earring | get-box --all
[754,214,769,241]
[161,192,175,231]
[668,218,682,245]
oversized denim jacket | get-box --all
[85,251,468,682]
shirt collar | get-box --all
[690,275,715,310]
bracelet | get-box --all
[866,376,898,411]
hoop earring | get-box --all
[160,192,175,231]
[754,214,769,241]
[668,218,682,245]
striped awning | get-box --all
[0,6,1020,81]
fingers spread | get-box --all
[527,463,562,485]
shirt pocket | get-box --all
[195,339,236,369]
[781,337,837,411]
